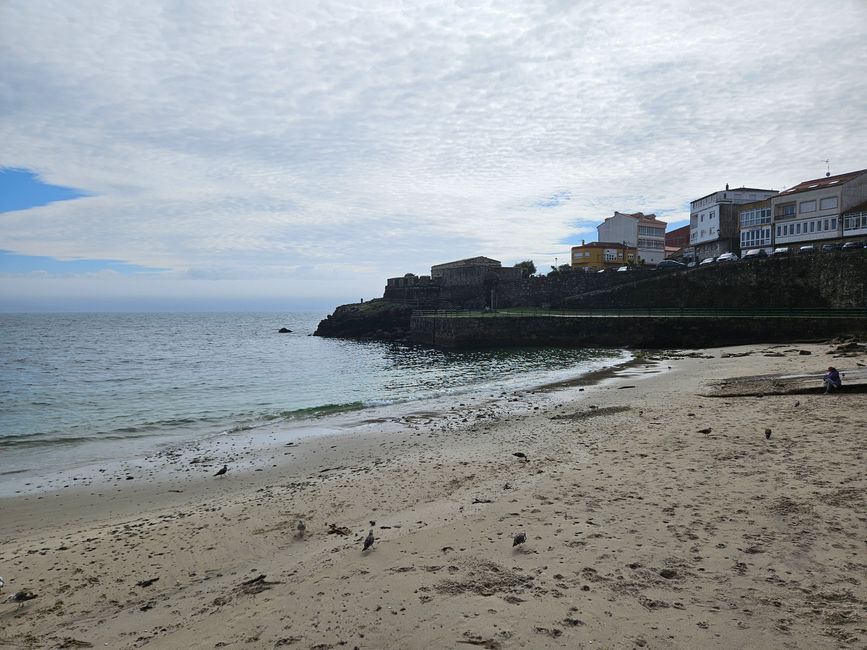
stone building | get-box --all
[430,256,502,278]
[771,168,867,250]
[689,185,777,259]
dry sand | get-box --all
[1,341,865,649]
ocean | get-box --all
[0,312,628,482]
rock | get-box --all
[278,327,292,333]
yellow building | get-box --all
[571,241,638,270]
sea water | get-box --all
[0,312,627,479]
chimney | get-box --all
[725,183,729,190]
[581,239,585,245]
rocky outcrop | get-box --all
[314,300,414,340]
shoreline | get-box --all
[1,341,865,648]
[0,348,633,501]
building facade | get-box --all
[690,186,778,259]
[571,242,638,271]
[843,200,867,240]
[597,211,666,265]
[771,169,867,249]
[738,198,774,254]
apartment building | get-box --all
[571,241,638,271]
[597,211,666,265]
[690,185,777,259]
[738,198,774,254]
[771,169,867,248]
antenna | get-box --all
[822,159,830,177]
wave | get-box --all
[0,401,370,450]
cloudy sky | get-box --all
[2,1,866,311]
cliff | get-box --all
[313,300,414,340]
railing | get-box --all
[412,307,867,319]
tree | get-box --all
[514,260,536,278]
[547,264,573,276]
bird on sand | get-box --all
[0,576,5,592]
[513,532,527,547]
[793,400,800,407]
[214,464,228,477]
[363,529,375,552]
[5,591,37,610]
[512,452,528,462]
[296,520,306,536]
[765,428,772,440]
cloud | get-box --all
[1,0,865,308]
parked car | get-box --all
[771,247,790,256]
[686,261,697,268]
[656,259,686,270]
[616,266,630,272]
[717,252,739,262]
[699,257,716,266]
[742,248,768,259]
[798,244,816,254]
[841,241,866,250]
[821,242,842,252]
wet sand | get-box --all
[1,341,865,649]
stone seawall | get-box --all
[565,252,867,309]
[409,314,867,349]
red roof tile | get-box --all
[778,169,867,197]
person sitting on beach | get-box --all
[823,366,842,394]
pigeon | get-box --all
[5,591,37,609]
[765,428,772,440]
[214,464,228,477]
[363,529,375,552]
[513,532,527,547]
[296,520,306,536]
[793,400,800,407]
[512,452,528,462]
[0,576,4,591]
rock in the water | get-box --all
[278,327,292,333]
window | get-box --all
[776,225,782,237]
[782,204,796,217]
[796,223,801,234]
[700,214,704,222]
[831,218,836,230]
[810,221,815,233]
[800,200,816,213]
[820,196,838,210]
[824,219,830,230]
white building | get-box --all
[738,199,774,254]
[597,211,666,265]
[771,168,867,248]
[690,186,777,258]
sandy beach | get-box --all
[1,341,865,649]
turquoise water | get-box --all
[0,312,626,474]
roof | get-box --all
[572,241,637,250]
[603,211,665,226]
[430,256,501,270]
[691,186,776,203]
[778,169,867,197]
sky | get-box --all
[1,1,866,312]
